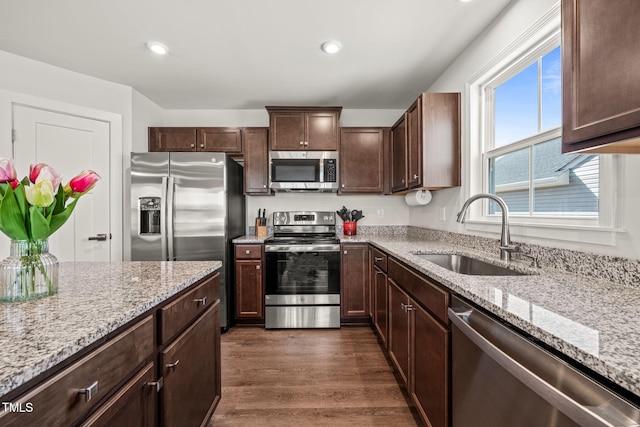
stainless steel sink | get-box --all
[413,253,526,276]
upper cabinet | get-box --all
[243,127,272,195]
[561,0,640,153]
[149,127,243,153]
[339,127,388,194]
[266,106,342,151]
[390,93,461,193]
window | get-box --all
[485,44,599,217]
[465,5,618,245]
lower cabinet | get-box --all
[160,301,221,427]
[0,272,222,427]
[234,243,265,323]
[81,363,157,427]
[340,243,370,323]
[383,251,451,427]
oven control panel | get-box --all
[273,211,335,226]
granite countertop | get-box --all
[341,233,640,399]
[233,235,270,244]
[0,261,221,398]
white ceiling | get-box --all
[0,0,512,110]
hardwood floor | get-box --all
[209,326,421,426]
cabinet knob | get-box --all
[300,141,304,146]
[263,184,267,188]
[166,360,180,372]
[304,141,309,146]
[341,184,345,188]
[194,296,207,305]
[190,143,195,148]
[401,179,405,183]
[78,380,99,403]
[413,174,419,180]
[344,250,348,254]
[256,265,261,270]
[245,249,251,254]
[200,144,205,148]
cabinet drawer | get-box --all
[80,362,157,427]
[388,258,449,324]
[0,316,154,427]
[160,274,220,344]
[235,244,263,260]
[372,247,388,272]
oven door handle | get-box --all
[265,244,340,252]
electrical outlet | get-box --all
[440,207,446,222]
[377,208,384,218]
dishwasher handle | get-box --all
[448,306,636,427]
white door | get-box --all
[11,105,110,262]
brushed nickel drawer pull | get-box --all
[166,360,180,372]
[78,380,99,402]
[374,257,383,262]
[194,296,207,305]
[147,377,164,392]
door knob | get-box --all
[88,233,110,241]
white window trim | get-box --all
[462,2,624,247]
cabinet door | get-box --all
[562,0,640,153]
[235,260,264,320]
[80,363,157,427]
[243,127,271,194]
[387,279,410,384]
[339,128,385,193]
[269,112,306,150]
[406,99,422,189]
[373,266,388,348]
[390,115,408,192]
[422,92,461,188]
[305,111,339,150]
[340,244,369,322]
[411,301,450,427]
[198,128,242,153]
[149,128,198,152]
[161,302,221,427]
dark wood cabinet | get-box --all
[371,247,388,347]
[412,302,449,427]
[339,128,388,194]
[390,115,408,192]
[149,127,198,152]
[80,363,157,427]
[266,106,341,151]
[387,279,410,385]
[242,127,271,195]
[381,252,451,427]
[562,0,640,153]
[340,243,370,323]
[234,244,265,323]
[148,127,242,153]
[390,93,461,192]
[160,301,221,427]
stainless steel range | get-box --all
[264,211,341,329]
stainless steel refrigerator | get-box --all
[130,152,245,331]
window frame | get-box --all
[463,4,621,246]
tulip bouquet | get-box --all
[0,157,100,301]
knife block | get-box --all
[256,226,267,238]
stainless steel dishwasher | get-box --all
[449,296,640,427]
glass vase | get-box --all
[0,239,59,302]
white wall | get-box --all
[0,50,128,261]
[412,0,640,260]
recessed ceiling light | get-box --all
[321,41,342,54]
[146,41,169,55]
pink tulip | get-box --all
[0,158,17,183]
[29,163,63,190]
[65,170,101,197]
[9,179,19,189]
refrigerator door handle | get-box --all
[167,176,175,261]
[161,177,169,261]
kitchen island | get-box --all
[0,260,221,426]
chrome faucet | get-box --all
[456,193,519,261]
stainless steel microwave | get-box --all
[269,151,339,192]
